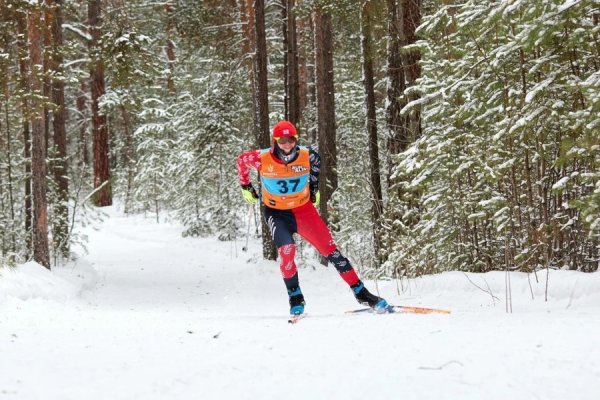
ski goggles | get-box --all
[275,135,297,144]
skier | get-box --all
[236,120,388,316]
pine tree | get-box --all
[28,1,51,269]
[385,0,599,275]
[313,4,338,229]
[88,0,112,207]
[46,0,70,258]
[360,0,384,265]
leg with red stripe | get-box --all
[279,244,305,316]
[326,249,388,313]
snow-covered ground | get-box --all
[1,207,599,400]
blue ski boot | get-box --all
[288,288,305,315]
[352,282,388,313]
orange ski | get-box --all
[346,305,451,315]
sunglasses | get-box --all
[276,136,297,144]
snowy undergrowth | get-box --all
[393,269,600,312]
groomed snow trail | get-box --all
[1,208,599,400]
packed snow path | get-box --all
[1,209,599,399]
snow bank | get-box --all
[393,269,600,311]
[0,260,97,303]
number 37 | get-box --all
[276,179,300,193]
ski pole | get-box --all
[242,204,252,252]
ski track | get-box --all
[1,209,599,400]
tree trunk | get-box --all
[28,3,51,269]
[386,0,409,167]
[361,0,384,265]
[296,0,309,125]
[239,0,256,56]
[238,0,257,142]
[400,0,421,139]
[88,0,112,207]
[313,7,337,227]
[16,11,33,254]
[76,80,89,167]
[254,0,277,260]
[282,0,299,124]
[2,91,17,256]
[253,0,270,148]
[121,105,135,213]
[47,0,70,257]
[164,0,177,95]
[43,10,51,157]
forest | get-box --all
[0,0,598,277]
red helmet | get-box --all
[272,120,297,141]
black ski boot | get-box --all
[352,282,388,312]
[288,288,305,315]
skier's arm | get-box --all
[236,149,262,186]
[237,150,262,204]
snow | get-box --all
[552,176,570,190]
[62,24,92,41]
[1,207,599,400]
[557,0,581,13]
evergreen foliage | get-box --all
[0,0,597,276]
[383,0,599,276]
